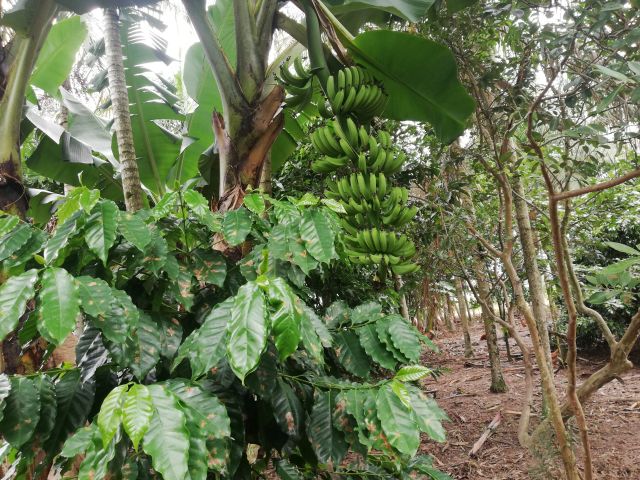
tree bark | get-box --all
[445,295,455,332]
[473,258,508,393]
[513,175,554,371]
[103,8,144,212]
[456,278,474,357]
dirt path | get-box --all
[418,320,640,479]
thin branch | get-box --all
[553,169,640,201]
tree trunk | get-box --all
[455,278,474,357]
[473,258,508,393]
[513,175,553,371]
[182,0,283,212]
[103,8,144,212]
[0,1,57,217]
[445,295,455,332]
[0,0,57,373]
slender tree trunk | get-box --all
[473,258,508,393]
[455,278,474,357]
[103,8,144,212]
[513,175,553,371]
[445,295,455,332]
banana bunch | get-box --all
[278,57,314,109]
[343,229,418,274]
[310,119,405,175]
[306,65,419,275]
[325,66,388,118]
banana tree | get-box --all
[0,0,162,218]
[180,0,474,211]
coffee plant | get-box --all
[0,186,448,479]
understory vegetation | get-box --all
[0,0,639,479]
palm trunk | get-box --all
[455,278,474,357]
[103,8,144,212]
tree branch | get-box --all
[553,168,640,201]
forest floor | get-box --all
[418,319,640,480]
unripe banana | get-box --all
[338,69,346,89]
[330,89,345,113]
[346,117,359,146]
[341,86,357,113]
[327,75,336,100]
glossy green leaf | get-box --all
[123,384,153,451]
[387,315,422,362]
[303,304,333,347]
[174,298,232,377]
[165,380,230,439]
[97,385,127,447]
[222,207,253,246]
[34,374,57,442]
[243,192,266,215]
[271,379,303,437]
[130,313,162,380]
[143,385,190,480]
[78,428,119,480]
[0,269,39,342]
[334,331,371,378]
[407,386,448,442]
[376,384,420,455]
[0,376,40,447]
[0,215,19,237]
[299,209,336,264]
[44,211,82,265]
[118,211,151,251]
[182,189,221,231]
[299,312,325,366]
[351,31,474,143]
[268,222,318,274]
[307,390,348,465]
[390,379,412,408]
[30,16,88,96]
[267,278,302,360]
[75,276,115,318]
[394,365,432,382]
[37,268,80,344]
[357,324,397,370]
[60,424,97,458]
[227,282,268,381]
[605,241,640,256]
[84,200,118,264]
[44,370,95,454]
[56,188,100,225]
[0,223,32,263]
[192,249,227,287]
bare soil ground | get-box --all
[418,320,640,480]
